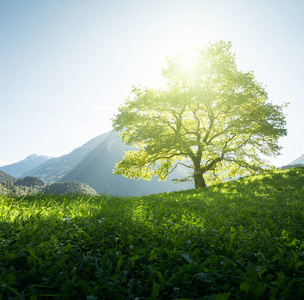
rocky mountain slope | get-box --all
[0,154,51,177]
[22,132,110,183]
[61,131,192,196]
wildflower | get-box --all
[173,287,180,293]
[129,245,134,250]
[115,237,119,242]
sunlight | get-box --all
[134,24,211,88]
[179,53,197,73]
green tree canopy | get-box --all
[112,41,287,188]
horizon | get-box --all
[1,1,304,167]
[0,129,302,169]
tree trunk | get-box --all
[194,169,206,189]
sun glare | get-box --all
[136,23,210,87]
[180,54,197,72]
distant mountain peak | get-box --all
[288,154,304,166]
[26,154,39,158]
[3,131,192,196]
[21,131,111,183]
[61,131,192,196]
[25,154,52,160]
[0,154,52,178]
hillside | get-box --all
[0,167,303,299]
[0,170,16,183]
[0,181,41,197]
[61,131,192,196]
[0,154,51,177]
[0,176,97,196]
[42,181,97,195]
[22,132,110,183]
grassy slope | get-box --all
[0,167,304,299]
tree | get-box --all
[112,41,287,189]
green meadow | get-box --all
[1,167,304,299]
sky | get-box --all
[1,0,303,167]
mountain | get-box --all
[61,131,193,196]
[288,154,304,166]
[14,176,45,187]
[42,182,97,196]
[0,177,97,197]
[15,131,192,196]
[0,170,17,183]
[22,132,110,183]
[0,154,51,178]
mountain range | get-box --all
[1,131,192,196]
[1,130,303,196]
[21,132,109,183]
[61,131,192,196]
[0,154,51,177]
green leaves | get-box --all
[151,281,159,300]
[112,41,287,189]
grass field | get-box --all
[0,167,304,299]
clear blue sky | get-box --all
[1,0,303,167]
